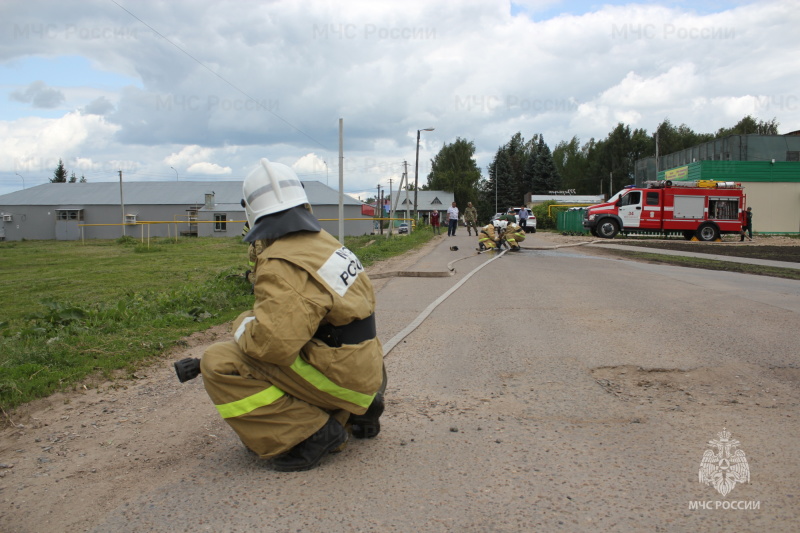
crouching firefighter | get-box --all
[500,220,526,251]
[175,158,386,472]
[477,222,499,251]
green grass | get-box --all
[0,230,433,409]
[612,251,800,280]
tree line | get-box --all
[51,158,87,183]
[419,115,778,223]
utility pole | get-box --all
[655,130,659,176]
[379,186,384,235]
[338,118,344,244]
[119,170,125,237]
[403,161,410,227]
[387,178,394,236]
[376,184,381,235]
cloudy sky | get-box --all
[1,0,798,199]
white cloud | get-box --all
[186,162,232,175]
[598,64,700,109]
[164,145,215,169]
[0,112,120,173]
[1,0,799,196]
[292,153,328,176]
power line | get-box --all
[109,0,328,151]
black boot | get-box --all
[348,392,384,439]
[271,417,348,472]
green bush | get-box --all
[532,201,559,230]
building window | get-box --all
[214,214,227,231]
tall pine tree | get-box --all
[530,136,561,194]
[51,159,67,183]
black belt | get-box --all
[314,313,376,348]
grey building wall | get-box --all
[194,204,372,239]
[0,180,373,241]
[1,206,53,241]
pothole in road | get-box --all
[591,364,799,412]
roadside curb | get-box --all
[587,243,800,271]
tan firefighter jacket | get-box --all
[502,222,525,242]
[231,229,383,413]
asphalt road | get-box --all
[5,233,799,532]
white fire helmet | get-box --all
[242,158,308,226]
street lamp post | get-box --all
[413,127,434,220]
[171,166,178,181]
[15,172,25,189]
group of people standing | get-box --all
[429,202,525,252]
[430,201,479,237]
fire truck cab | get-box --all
[583,180,746,241]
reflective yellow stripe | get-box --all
[215,385,285,419]
[290,357,375,408]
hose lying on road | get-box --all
[380,239,604,356]
[381,249,507,355]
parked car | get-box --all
[513,207,537,233]
[492,208,537,232]
[397,223,409,234]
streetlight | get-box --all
[15,172,25,189]
[413,127,434,219]
[170,166,178,181]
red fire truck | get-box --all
[583,180,746,241]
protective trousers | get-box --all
[478,225,498,250]
[505,232,525,248]
[478,234,497,249]
[201,340,351,458]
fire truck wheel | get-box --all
[597,219,619,239]
[695,223,719,242]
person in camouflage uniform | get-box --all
[464,202,479,236]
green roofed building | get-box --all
[635,132,800,235]
[656,160,800,235]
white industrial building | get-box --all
[0,180,374,241]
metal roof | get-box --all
[395,190,454,208]
[0,180,361,207]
